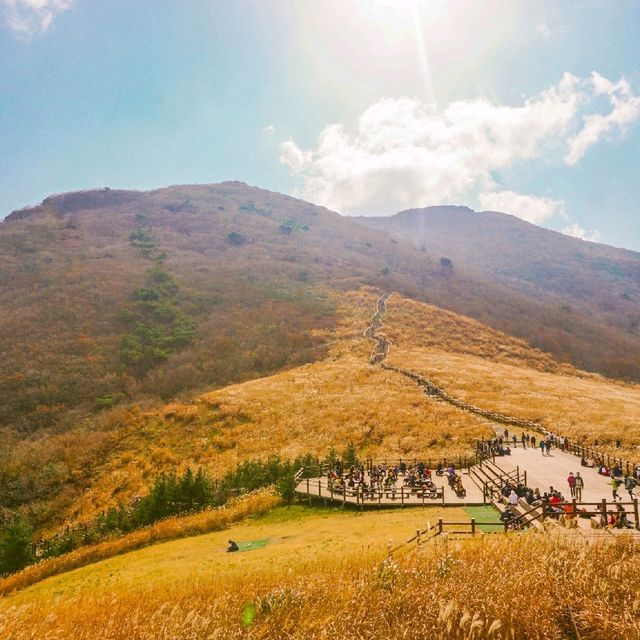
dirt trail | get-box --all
[366,292,541,431]
[364,292,392,364]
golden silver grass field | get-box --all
[1,527,639,639]
[3,4,640,638]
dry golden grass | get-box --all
[1,527,638,639]
[384,294,640,463]
[2,505,465,605]
[4,286,640,638]
[62,289,493,525]
[383,294,581,375]
[55,287,640,529]
[0,489,278,598]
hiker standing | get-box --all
[574,472,584,501]
[567,472,577,498]
[512,435,517,448]
[531,435,536,448]
[521,433,527,449]
[544,440,552,456]
[539,440,546,456]
[624,475,637,499]
[611,476,621,501]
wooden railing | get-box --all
[564,441,637,477]
[479,432,639,477]
[546,499,639,530]
[362,456,480,473]
[404,518,508,544]
[296,477,445,507]
[469,459,524,503]
[502,498,639,531]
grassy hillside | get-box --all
[1,504,463,603]
[4,182,640,536]
[382,295,640,462]
[3,184,640,442]
[362,205,640,379]
[2,285,640,639]
[54,288,494,528]
[1,505,637,639]
[7,286,640,536]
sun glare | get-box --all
[357,0,440,104]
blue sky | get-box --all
[1,1,639,249]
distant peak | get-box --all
[396,205,476,217]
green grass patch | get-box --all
[238,539,269,552]
[463,505,503,532]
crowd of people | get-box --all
[326,460,466,500]
[498,467,637,531]
[321,426,639,531]
[479,429,572,459]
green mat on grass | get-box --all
[237,538,270,552]
[463,506,503,532]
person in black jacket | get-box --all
[227,540,239,552]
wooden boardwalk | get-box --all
[295,470,486,508]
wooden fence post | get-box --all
[633,498,639,531]
[438,518,443,535]
[401,486,405,507]
[471,518,476,536]
[601,499,608,527]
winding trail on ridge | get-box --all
[364,293,640,524]
[366,292,542,431]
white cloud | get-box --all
[281,72,639,220]
[565,72,640,165]
[262,124,276,137]
[562,223,601,242]
[479,190,564,224]
[2,0,72,38]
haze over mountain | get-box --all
[3,183,640,437]
[361,205,640,375]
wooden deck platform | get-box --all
[295,472,486,508]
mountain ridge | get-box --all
[3,182,640,440]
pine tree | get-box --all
[0,517,34,574]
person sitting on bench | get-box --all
[500,508,515,526]
[615,504,630,529]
